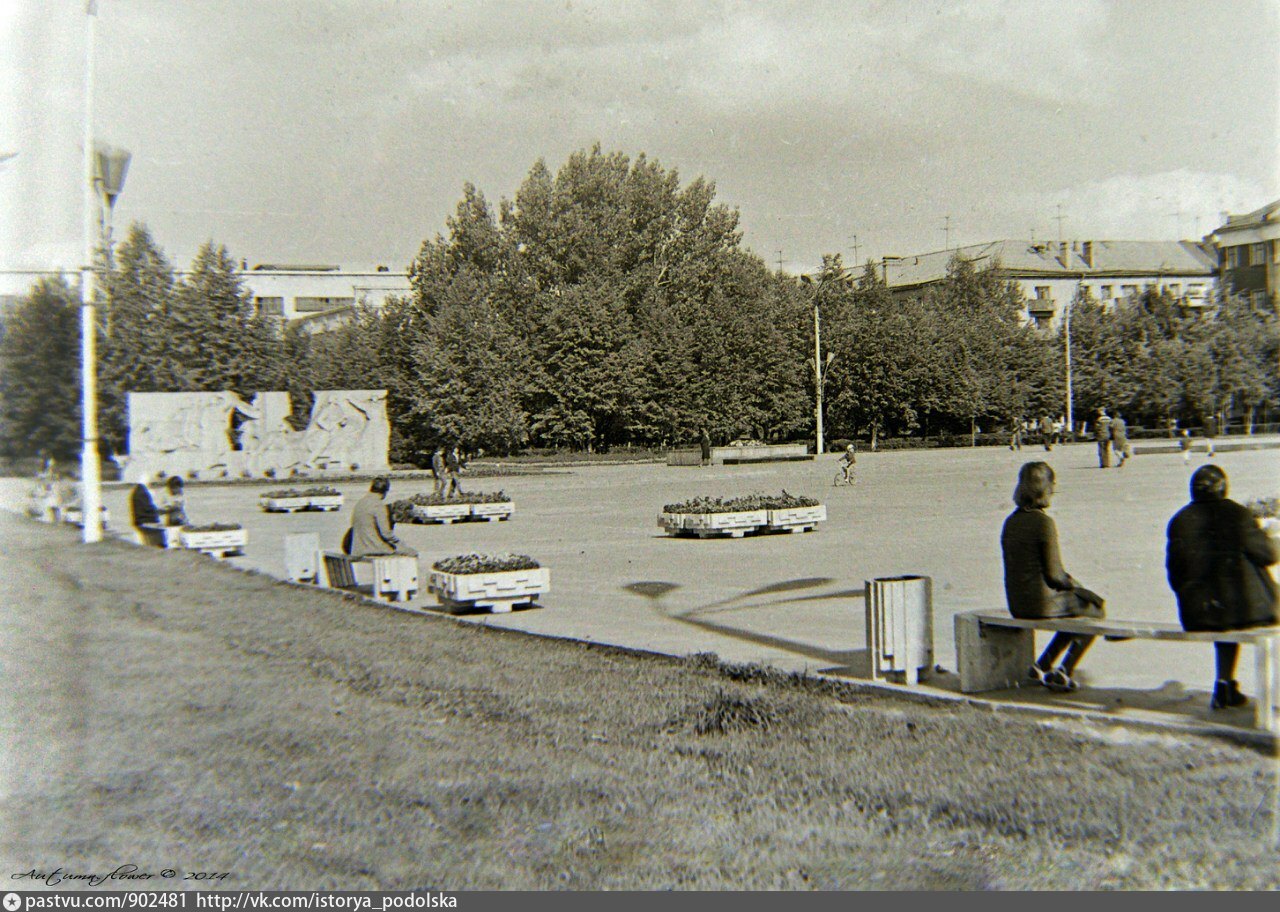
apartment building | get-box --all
[882,239,1218,329]
[1208,199,1279,310]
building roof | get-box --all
[1218,199,1280,231]
[884,239,1216,289]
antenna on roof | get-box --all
[1054,204,1067,244]
[942,215,952,251]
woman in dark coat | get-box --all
[1001,461,1107,692]
[1166,465,1279,709]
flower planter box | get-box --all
[428,567,550,613]
[261,495,312,513]
[670,510,769,538]
[657,512,687,535]
[410,503,472,524]
[179,527,248,558]
[765,504,827,533]
[307,494,344,512]
[469,501,514,522]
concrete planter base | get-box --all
[428,567,550,613]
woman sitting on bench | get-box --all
[1166,465,1278,710]
[1001,461,1107,693]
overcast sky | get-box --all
[3,0,1278,275]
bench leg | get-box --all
[1256,637,1279,736]
[956,613,1034,693]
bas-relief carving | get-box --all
[123,390,390,483]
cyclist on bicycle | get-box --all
[838,442,857,484]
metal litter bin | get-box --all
[866,575,933,684]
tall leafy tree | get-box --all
[0,278,81,460]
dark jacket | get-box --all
[1167,498,1278,631]
[1001,508,1080,619]
[130,483,160,527]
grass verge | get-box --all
[1,512,1277,890]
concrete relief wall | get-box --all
[123,390,390,483]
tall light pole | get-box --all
[81,3,130,544]
[800,272,840,455]
[81,3,100,543]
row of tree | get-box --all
[2,145,1277,464]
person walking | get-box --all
[430,446,446,496]
[1008,416,1023,451]
[699,427,712,467]
[1001,461,1107,693]
[1040,415,1054,451]
[1203,413,1218,458]
[1179,428,1193,465]
[444,444,465,498]
[347,476,417,558]
[1109,411,1131,468]
[1094,408,1112,468]
[160,475,189,527]
[1166,465,1278,710]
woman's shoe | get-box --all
[1210,679,1249,710]
[1045,669,1079,693]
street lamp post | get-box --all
[800,272,841,456]
[80,3,130,544]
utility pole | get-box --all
[1054,204,1066,244]
[849,234,860,266]
[942,215,951,251]
[81,3,102,543]
[776,250,784,274]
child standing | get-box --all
[1179,429,1193,465]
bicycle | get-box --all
[833,464,857,486]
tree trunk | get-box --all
[970,417,977,448]
[1245,405,1255,435]
[871,426,879,452]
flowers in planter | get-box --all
[182,522,244,533]
[262,486,340,499]
[662,491,821,514]
[432,553,541,574]
[389,491,512,523]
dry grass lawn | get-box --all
[1,513,1277,890]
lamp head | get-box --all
[93,143,131,207]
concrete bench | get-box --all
[319,551,418,603]
[955,610,1280,735]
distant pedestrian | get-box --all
[444,444,466,497]
[161,475,188,527]
[431,446,446,495]
[1052,416,1065,446]
[1179,428,1193,465]
[1001,461,1107,693]
[699,427,712,466]
[1040,415,1054,451]
[1166,465,1278,710]
[1094,408,1112,468]
[1203,413,1218,458]
[1008,417,1023,451]
[1109,411,1131,468]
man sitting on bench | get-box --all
[347,476,417,559]
[1001,461,1107,693]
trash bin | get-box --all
[284,532,321,583]
[865,575,933,685]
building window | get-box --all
[1100,285,1113,300]
[1226,247,1243,268]
[1034,286,1051,299]
[255,296,284,316]
[1253,291,1269,310]
[1251,243,1267,265]
[1121,284,1139,297]
[294,296,354,313]
[1032,314,1052,329]
[1167,283,1181,295]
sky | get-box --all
[2,0,1278,276]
